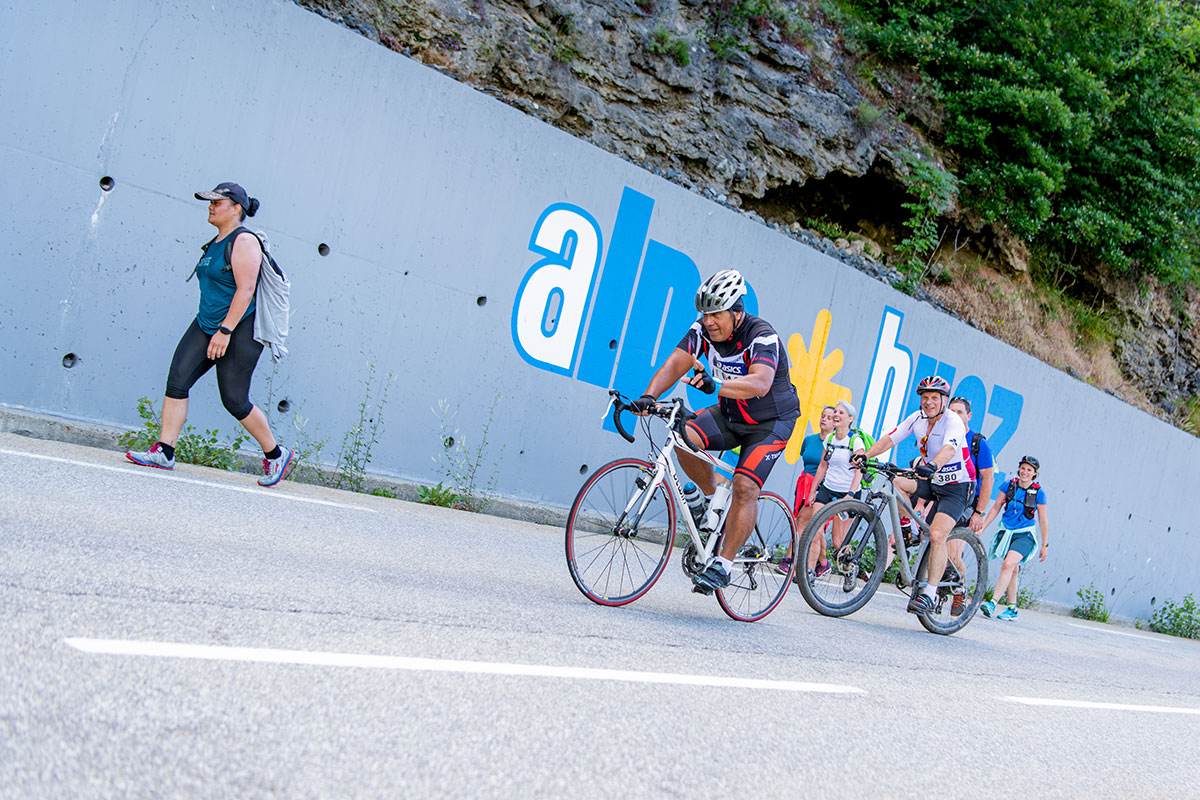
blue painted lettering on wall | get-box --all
[858,307,1022,497]
[511,189,1022,472]
[512,186,758,432]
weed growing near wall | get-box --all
[119,397,247,470]
[1147,593,1200,639]
[417,481,464,508]
[1073,584,1111,623]
[329,362,393,494]
[430,393,506,512]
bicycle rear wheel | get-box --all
[565,458,675,606]
[795,498,887,617]
[716,491,797,622]
[915,527,987,635]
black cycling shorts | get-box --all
[165,315,263,420]
[814,483,853,505]
[684,406,794,488]
[913,479,972,525]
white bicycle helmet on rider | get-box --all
[695,269,747,314]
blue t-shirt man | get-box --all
[966,428,993,497]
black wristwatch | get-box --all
[973,509,983,517]
[218,325,233,335]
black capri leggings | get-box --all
[165,315,263,420]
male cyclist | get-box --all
[632,269,800,594]
[854,376,972,614]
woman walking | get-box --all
[979,456,1049,621]
[126,182,294,486]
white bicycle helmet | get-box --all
[695,269,747,314]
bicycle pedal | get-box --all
[691,583,714,596]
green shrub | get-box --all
[841,0,1200,286]
[417,481,464,508]
[1073,584,1111,623]
[119,397,247,471]
[805,216,849,240]
[648,24,692,66]
[1147,594,1200,639]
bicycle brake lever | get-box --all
[601,395,616,422]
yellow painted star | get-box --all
[784,309,852,464]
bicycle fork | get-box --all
[614,466,668,538]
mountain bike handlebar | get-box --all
[853,458,919,481]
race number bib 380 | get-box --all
[934,462,962,485]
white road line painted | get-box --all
[64,638,865,695]
[1065,623,1157,640]
[1003,696,1200,715]
[0,448,374,512]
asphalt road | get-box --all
[2,433,1197,799]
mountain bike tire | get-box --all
[795,498,888,617]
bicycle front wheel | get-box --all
[716,491,797,622]
[795,498,887,617]
[915,527,988,635]
[565,458,676,607]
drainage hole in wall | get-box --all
[1111,587,1116,595]
[1066,576,1071,584]
[444,437,455,448]
[609,339,617,350]
[519,450,525,455]
[318,243,330,256]
[61,353,78,368]
[277,399,291,414]
[579,464,588,475]
[1151,596,1157,605]
[476,296,487,307]
[99,176,115,191]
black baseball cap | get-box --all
[195,182,249,209]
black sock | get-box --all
[158,442,175,460]
[264,445,281,460]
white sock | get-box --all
[923,584,937,599]
[716,556,733,572]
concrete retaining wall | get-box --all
[2,0,1195,619]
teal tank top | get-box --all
[195,231,256,334]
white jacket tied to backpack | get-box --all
[248,230,290,363]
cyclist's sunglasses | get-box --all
[949,396,970,411]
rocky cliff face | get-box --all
[295,0,1200,428]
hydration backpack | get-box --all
[1006,478,1040,520]
[824,428,879,484]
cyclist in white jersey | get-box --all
[855,376,972,615]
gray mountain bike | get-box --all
[795,460,987,635]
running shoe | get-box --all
[774,557,793,576]
[692,562,731,593]
[258,445,295,487]
[126,443,174,470]
[997,606,1018,622]
[843,567,859,593]
[907,592,935,615]
[950,589,966,617]
[813,561,830,578]
[981,599,996,618]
